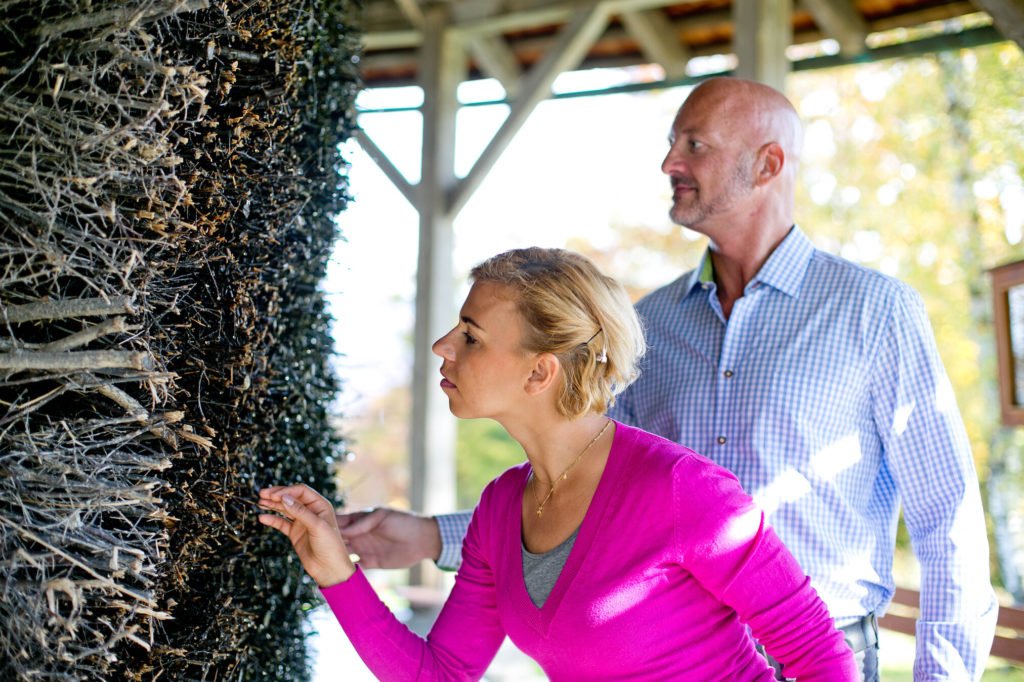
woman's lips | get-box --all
[440,376,456,389]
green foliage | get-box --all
[789,43,1024,473]
[456,419,526,508]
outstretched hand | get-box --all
[336,507,442,569]
[258,484,356,588]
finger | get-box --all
[280,493,336,533]
[337,509,382,537]
[335,509,370,529]
[260,481,335,518]
[258,493,286,509]
[342,539,381,568]
[258,513,293,535]
[265,485,334,516]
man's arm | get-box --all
[872,287,997,680]
[336,508,472,571]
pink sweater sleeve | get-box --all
[673,456,859,681]
[320,493,506,681]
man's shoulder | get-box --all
[805,247,921,304]
[634,271,695,315]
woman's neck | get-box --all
[507,412,611,485]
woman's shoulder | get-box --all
[476,460,530,509]
[613,421,701,467]
[614,421,742,488]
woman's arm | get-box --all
[672,460,858,681]
[259,485,505,681]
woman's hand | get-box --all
[258,484,356,588]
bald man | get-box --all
[338,78,997,680]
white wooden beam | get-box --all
[365,0,688,48]
[409,3,460,585]
[363,29,419,51]
[732,0,793,91]
[972,0,1024,50]
[619,8,690,79]
[800,0,868,56]
[465,34,523,97]
[394,0,425,28]
[354,129,416,207]
[455,0,692,37]
[449,4,612,217]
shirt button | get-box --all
[723,369,734,378]
[717,436,727,445]
[702,283,712,290]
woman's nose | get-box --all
[432,329,455,360]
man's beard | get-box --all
[669,157,756,228]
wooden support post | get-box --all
[409,2,461,586]
[732,0,792,91]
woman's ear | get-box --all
[525,353,560,396]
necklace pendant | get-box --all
[536,508,543,517]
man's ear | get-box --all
[525,353,560,396]
[755,142,785,185]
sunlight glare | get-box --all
[753,469,811,517]
[809,434,864,481]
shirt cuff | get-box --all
[434,511,471,571]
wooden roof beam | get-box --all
[972,0,1024,50]
[393,0,424,28]
[619,8,690,79]
[456,0,688,37]
[354,129,416,207]
[465,35,523,97]
[449,3,613,218]
[799,0,868,56]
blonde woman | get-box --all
[258,247,856,680]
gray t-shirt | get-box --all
[522,527,580,607]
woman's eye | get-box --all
[462,331,478,345]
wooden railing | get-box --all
[879,587,1024,663]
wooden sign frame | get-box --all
[990,259,1024,426]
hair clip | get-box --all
[596,348,608,364]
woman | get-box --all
[258,247,857,680]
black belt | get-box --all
[840,613,879,653]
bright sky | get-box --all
[324,69,692,413]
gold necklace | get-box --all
[531,419,612,518]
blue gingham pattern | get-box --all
[436,511,468,570]
[435,227,996,678]
[613,227,996,680]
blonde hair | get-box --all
[470,247,645,418]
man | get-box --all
[337,77,997,680]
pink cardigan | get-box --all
[322,422,857,680]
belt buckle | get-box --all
[841,613,877,653]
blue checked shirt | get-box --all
[436,227,997,679]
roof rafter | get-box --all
[619,8,690,79]
[465,34,523,96]
[800,0,868,56]
[971,0,1024,50]
[449,2,614,217]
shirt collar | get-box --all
[684,225,813,298]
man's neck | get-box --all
[707,224,793,318]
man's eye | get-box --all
[688,139,703,151]
[463,331,478,345]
